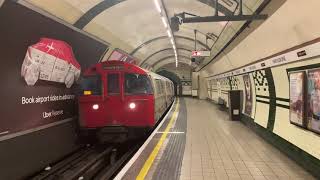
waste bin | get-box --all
[228,90,241,121]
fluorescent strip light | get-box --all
[170,38,174,45]
[162,17,168,28]
[167,29,171,38]
[154,0,161,13]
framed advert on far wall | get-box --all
[307,68,320,134]
[243,74,253,116]
[289,71,307,127]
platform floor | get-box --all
[115,98,315,180]
[180,98,314,180]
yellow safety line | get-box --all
[136,99,180,180]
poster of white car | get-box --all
[21,38,81,88]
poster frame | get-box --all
[288,71,307,128]
[243,74,253,116]
[306,68,320,134]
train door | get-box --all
[105,72,123,125]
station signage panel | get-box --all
[107,49,137,64]
[191,50,211,57]
[207,41,320,80]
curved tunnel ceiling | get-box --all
[152,55,192,70]
[130,35,210,55]
[140,47,191,66]
[144,49,192,69]
[159,62,193,72]
[29,0,268,71]
[73,0,236,29]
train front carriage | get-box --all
[78,61,155,142]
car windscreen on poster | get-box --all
[243,74,252,116]
[307,69,320,133]
[289,71,306,127]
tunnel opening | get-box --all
[156,69,182,96]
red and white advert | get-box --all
[21,38,81,88]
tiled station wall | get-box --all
[206,56,320,177]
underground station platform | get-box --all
[2,0,320,179]
[114,98,315,180]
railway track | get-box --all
[29,140,142,180]
[29,101,173,180]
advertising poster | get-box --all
[21,38,81,88]
[243,74,252,116]
[307,69,320,133]
[0,0,108,140]
[289,72,306,127]
[0,38,82,138]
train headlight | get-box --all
[129,102,136,109]
[84,90,92,95]
[92,104,99,110]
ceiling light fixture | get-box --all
[167,29,172,38]
[162,16,168,28]
[154,0,178,68]
[154,0,161,13]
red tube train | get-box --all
[78,61,174,142]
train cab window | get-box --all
[125,74,153,95]
[107,74,120,95]
[79,75,101,95]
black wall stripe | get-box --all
[276,103,290,109]
[276,97,290,102]
[256,95,289,102]
[265,68,277,131]
[256,99,269,104]
[286,63,320,74]
[74,0,125,29]
[228,77,232,90]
